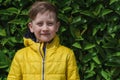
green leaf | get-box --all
[101,70,110,80]
[93,4,103,16]
[109,0,118,5]
[58,13,68,23]
[74,29,82,39]
[89,63,95,71]
[85,71,96,79]
[86,62,95,72]
[0,29,6,36]
[6,7,19,14]
[1,38,9,46]
[115,11,120,15]
[71,16,81,24]
[92,26,100,36]
[8,19,26,25]
[0,65,8,69]
[9,37,17,43]
[82,53,96,63]
[0,0,2,3]
[59,26,66,33]
[102,43,115,48]
[21,10,28,15]
[101,9,113,16]
[106,56,120,67]
[62,6,72,13]
[108,56,120,64]
[72,9,80,14]
[92,56,101,64]
[113,52,120,56]
[84,43,96,50]
[100,23,106,31]
[0,7,19,15]
[72,42,81,49]
[80,10,95,18]
[81,25,87,35]
[0,10,10,15]
[0,52,10,69]
[3,77,7,80]
[70,25,76,38]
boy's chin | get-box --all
[37,36,55,43]
[38,38,53,43]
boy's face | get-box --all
[28,11,59,42]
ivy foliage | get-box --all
[0,0,120,80]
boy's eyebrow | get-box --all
[36,21,55,23]
[36,21,43,24]
[37,22,42,23]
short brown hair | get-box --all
[29,1,58,21]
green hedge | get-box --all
[0,0,120,80]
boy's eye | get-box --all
[37,23,43,26]
[47,22,54,26]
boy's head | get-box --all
[28,1,60,42]
[29,1,58,21]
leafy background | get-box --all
[0,0,120,80]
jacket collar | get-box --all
[23,35,60,51]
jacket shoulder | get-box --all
[16,47,30,54]
[60,44,73,50]
[13,47,30,60]
[58,45,74,55]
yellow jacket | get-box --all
[7,35,80,80]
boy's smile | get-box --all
[28,11,60,42]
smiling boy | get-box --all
[7,1,80,80]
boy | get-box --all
[7,1,80,80]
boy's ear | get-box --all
[28,22,34,33]
[56,22,60,32]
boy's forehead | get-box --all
[37,11,56,19]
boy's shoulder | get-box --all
[12,47,30,60]
[15,47,30,55]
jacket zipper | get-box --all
[39,44,46,80]
[42,58,45,80]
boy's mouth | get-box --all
[40,33,50,35]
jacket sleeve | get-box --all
[67,50,80,80]
[7,52,22,80]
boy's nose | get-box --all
[42,24,48,31]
